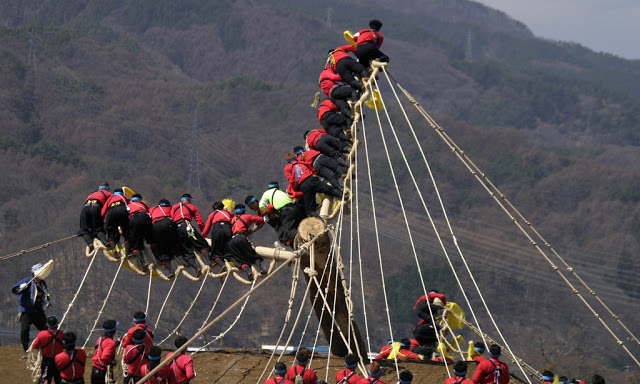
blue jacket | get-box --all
[11,277,50,313]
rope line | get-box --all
[0,235,77,261]
[59,244,99,326]
[159,273,209,345]
[154,273,180,330]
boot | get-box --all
[186,256,202,277]
[243,266,254,281]
[162,260,175,278]
[255,260,267,275]
[105,241,115,254]
[124,240,132,256]
[133,251,147,272]
[150,245,163,264]
[201,249,213,266]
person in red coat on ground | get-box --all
[360,360,386,384]
[396,370,413,384]
[141,346,170,384]
[375,339,423,360]
[54,332,86,384]
[32,315,64,384]
[336,353,363,384]
[445,361,474,384]
[91,319,118,384]
[78,181,112,252]
[286,349,319,384]
[326,44,370,92]
[172,193,208,276]
[353,19,389,69]
[229,204,266,280]
[265,361,294,384]
[167,336,196,384]
[470,342,486,362]
[121,311,154,350]
[471,344,509,384]
[123,329,148,383]
[101,188,131,254]
[542,371,555,384]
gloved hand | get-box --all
[263,216,270,223]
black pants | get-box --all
[335,57,369,91]
[355,42,389,68]
[152,218,180,262]
[321,111,351,142]
[228,234,262,268]
[299,177,342,218]
[90,367,106,384]
[313,155,346,188]
[78,204,107,246]
[313,135,350,159]
[41,356,61,384]
[129,213,154,255]
[176,222,209,253]
[276,204,301,244]
[210,222,233,262]
[413,322,438,346]
[329,85,359,118]
[104,205,129,245]
[414,301,442,323]
[20,310,46,351]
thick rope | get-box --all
[59,245,99,326]
[196,273,230,332]
[154,271,181,330]
[0,234,77,261]
[145,266,153,314]
[159,273,209,345]
[385,68,640,368]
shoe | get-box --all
[167,273,175,279]
[196,269,202,278]
[87,244,94,253]
[260,268,268,275]
[243,266,253,281]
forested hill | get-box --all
[1,0,639,381]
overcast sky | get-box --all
[474,0,640,60]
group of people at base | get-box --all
[28,310,194,384]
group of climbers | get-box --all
[28,309,194,384]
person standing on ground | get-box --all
[32,315,64,383]
[12,263,52,357]
[336,353,363,384]
[91,320,118,384]
[286,349,319,384]
[471,344,509,384]
[167,336,196,384]
[54,332,86,384]
[445,361,473,384]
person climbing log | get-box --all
[78,181,112,252]
[353,19,389,69]
[229,204,267,280]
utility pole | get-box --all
[189,110,201,191]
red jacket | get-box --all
[286,364,319,384]
[167,351,196,384]
[127,200,150,219]
[319,68,344,97]
[231,214,264,235]
[101,193,130,218]
[444,376,473,384]
[265,375,294,384]
[336,368,363,384]
[284,160,314,191]
[124,343,148,377]
[32,328,64,358]
[55,349,86,381]
[414,292,447,310]
[355,28,384,48]
[142,363,171,384]
[375,346,422,360]
[473,354,486,362]
[85,189,113,206]
[471,357,510,384]
[150,205,174,224]
[122,323,154,350]
[92,335,117,370]
[171,202,205,231]
[296,149,321,168]
[326,45,357,71]
[306,129,327,151]
[201,209,234,237]
[317,98,340,124]
[286,183,304,201]
[357,377,387,384]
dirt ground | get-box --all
[0,345,496,384]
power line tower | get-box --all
[465,29,473,61]
[189,110,201,191]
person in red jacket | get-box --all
[317,98,352,142]
[78,182,113,252]
[141,346,170,384]
[172,193,208,276]
[471,344,509,384]
[414,290,447,325]
[375,339,423,360]
[318,67,359,120]
[286,349,319,384]
[305,129,351,160]
[295,146,347,190]
[229,204,266,280]
[121,311,154,350]
[445,361,474,384]
[32,315,64,384]
[542,371,555,384]
[284,153,343,219]
[336,353,363,384]
[360,360,386,384]
[91,319,118,384]
[396,370,413,384]
[326,44,370,92]
[353,19,389,69]
[470,342,486,362]
[149,199,179,277]
[124,329,149,383]
[54,331,86,384]
[101,188,131,254]
[127,194,154,270]
[201,201,234,269]
[167,336,196,384]
[265,361,293,384]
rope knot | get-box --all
[304,268,318,277]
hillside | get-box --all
[1,0,639,382]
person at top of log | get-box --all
[121,311,154,350]
[471,344,509,384]
[78,181,112,253]
[375,338,423,360]
[541,371,555,384]
[171,193,208,277]
[286,349,320,384]
[123,328,149,384]
[12,263,52,357]
[101,187,131,255]
[32,315,64,384]
[396,370,413,384]
[148,199,179,277]
[317,67,359,121]
[266,361,294,384]
[167,336,196,384]
[127,193,155,271]
[229,203,266,280]
[317,98,352,142]
[201,201,234,269]
[336,353,363,384]
[295,145,346,191]
[326,44,370,93]
[54,331,86,384]
[305,129,351,160]
[414,289,447,324]
[353,19,389,69]
[141,345,170,384]
[284,152,343,219]
[445,361,474,384]
[359,360,386,384]
[91,319,118,384]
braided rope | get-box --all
[0,234,77,261]
[159,273,209,345]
